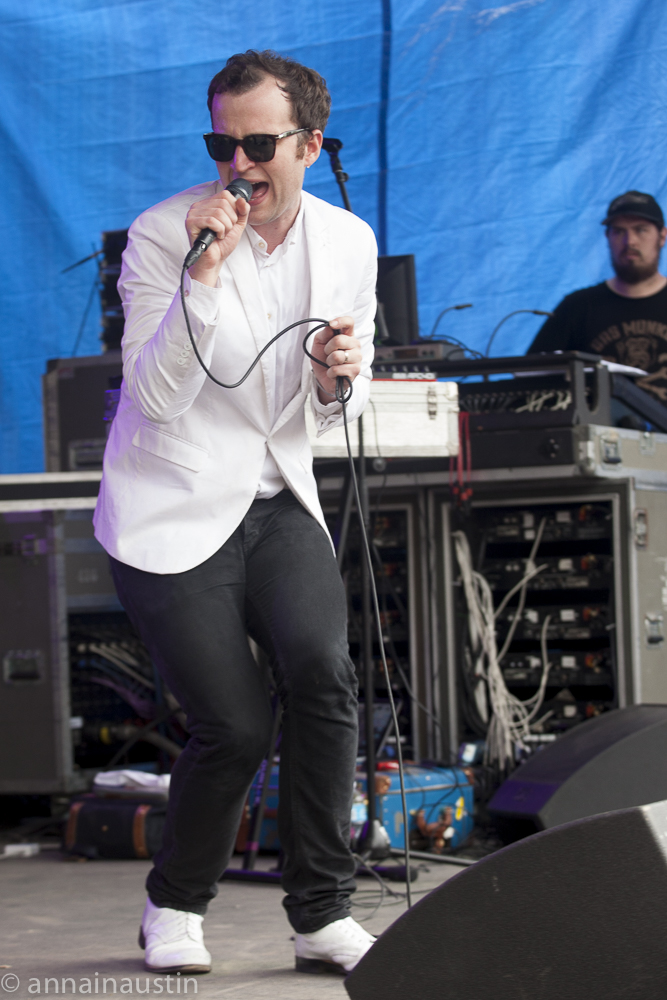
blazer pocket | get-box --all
[132,421,209,472]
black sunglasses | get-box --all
[203,129,312,164]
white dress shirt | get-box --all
[246,200,341,498]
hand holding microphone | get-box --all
[309,316,363,401]
[184,178,253,281]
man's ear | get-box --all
[659,226,667,249]
[303,130,323,168]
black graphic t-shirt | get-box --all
[528,282,667,405]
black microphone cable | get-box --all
[180,262,334,392]
[179,258,413,907]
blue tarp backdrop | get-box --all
[1,0,666,471]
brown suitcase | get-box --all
[63,795,166,859]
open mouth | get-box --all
[249,182,269,206]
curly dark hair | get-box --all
[207,50,331,140]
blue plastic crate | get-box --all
[365,765,474,850]
[244,764,280,851]
[243,763,473,853]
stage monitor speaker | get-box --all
[487,705,667,840]
[345,801,667,1000]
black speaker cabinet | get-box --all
[0,502,121,793]
[489,704,667,839]
[345,801,667,1000]
[42,353,123,472]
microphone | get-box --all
[425,303,474,340]
[183,178,253,269]
[485,309,553,357]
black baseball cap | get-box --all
[602,190,665,228]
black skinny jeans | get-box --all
[110,491,359,934]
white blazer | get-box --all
[93,183,378,574]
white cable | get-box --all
[453,524,552,768]
[495,565,545,620]
[108,642,143,668]
[495,518,547,662]
[523,614,553,722]
[88,643,156,690]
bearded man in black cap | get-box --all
[529,191,667,403]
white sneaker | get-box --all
[138,899,212,973]
[294,916,376,974]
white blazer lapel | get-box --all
[304,192,333,350]
[302,194,333,401]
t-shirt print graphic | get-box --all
[591,322,667,402]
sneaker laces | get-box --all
[151,910,203,944]
[335,918,375,945]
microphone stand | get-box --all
[322,137,353,213]
[221,699,283,885]
[60,246,106,358]
[61,248,104,274]
[324,137,393,864]
[222,138,394,883]
[220,139,386,885]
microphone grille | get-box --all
[226,178,253,202]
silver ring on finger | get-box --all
[343,350,350,364]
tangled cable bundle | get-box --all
[453,520,553,769]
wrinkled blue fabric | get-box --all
[1,0,666,471]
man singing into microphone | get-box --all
[94,50,377,975]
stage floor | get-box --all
[0,851,460,999]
